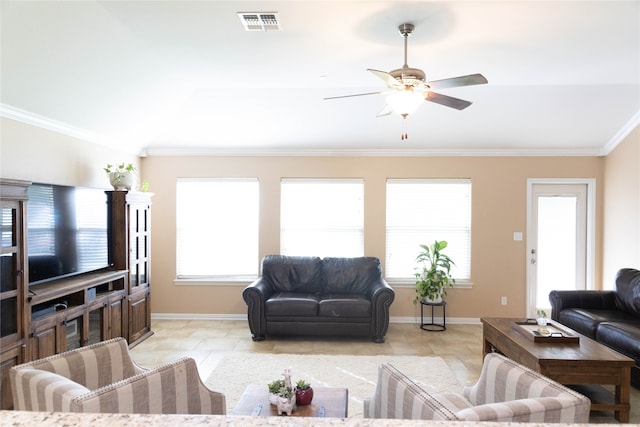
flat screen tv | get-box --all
[27,183,111,285]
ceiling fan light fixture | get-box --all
[385,90,424,117]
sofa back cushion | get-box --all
[614,268,640,316]
[261,255,323,293]
[322,257,381,294]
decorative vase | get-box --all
[109,171,136,191]
[536,316,549,334]
[295,387,314,406]
[276,395,295,415]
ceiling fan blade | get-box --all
[426,92,473,110]
[367,69,404,90]
[323,91,381,100]
[376,104,393,117]
[427,73,488,90]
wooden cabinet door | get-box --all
[108,293,126,340]
[128,289,151,345]
[30,315,63,359]
[0,345,23,409]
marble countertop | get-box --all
[1,411,610,427]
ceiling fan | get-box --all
[324,23,488,140]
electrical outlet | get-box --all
[501,296,507,305]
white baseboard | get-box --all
[150,313,481,325]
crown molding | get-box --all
[1,103,609,158]
[601,110,640,155]
[142,146,604,158]
[1,103,107,144]
[0,103,139,154]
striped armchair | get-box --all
[364,352,591,423]
[10,337,226,415]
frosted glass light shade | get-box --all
[385,91,424,116]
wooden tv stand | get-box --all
[28,270,130,360]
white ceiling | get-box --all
[2,0,639,156]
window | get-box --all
[280,179,364,257]
[386,179,471,280]
[176,178,259,279]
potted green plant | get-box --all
[414,240,456,304]
[104,163,136,191]
[274,384,295,415]
[294,379,313,406]
[267,379,285,405]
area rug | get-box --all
[205,353,462,418]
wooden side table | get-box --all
[420,300,446,331]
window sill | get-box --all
[386,278,474,290]
[174,276,258,286]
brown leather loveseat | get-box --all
[242,255,395,343]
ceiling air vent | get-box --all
[238,12,281,31]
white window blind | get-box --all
[386,179,471,280]
[280,178,364,257]
[176,178,259,278]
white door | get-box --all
[526,180,594,317]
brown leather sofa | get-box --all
[242,255,395,343]
[549,268,640,387]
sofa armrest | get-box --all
[455,397,590,423]
[549,290,617,321]
[242,278,273,341]
[369,278,395,342]
[76,357,226,414]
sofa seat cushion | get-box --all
[596,322,640,364]
[557,308,636,339]
[265,293,319,316]
[318,294,371,318]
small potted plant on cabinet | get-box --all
[104,163,136,191]
[414,240,456,304]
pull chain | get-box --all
[401,114,408,140]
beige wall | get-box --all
[602,125,640,287]
[142,154,604,320]
[0,117,139,187]
[2,117,610,321]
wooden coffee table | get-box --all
[231,384,348,418]
[482,317,634,422]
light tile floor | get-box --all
[130,320,638,423]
